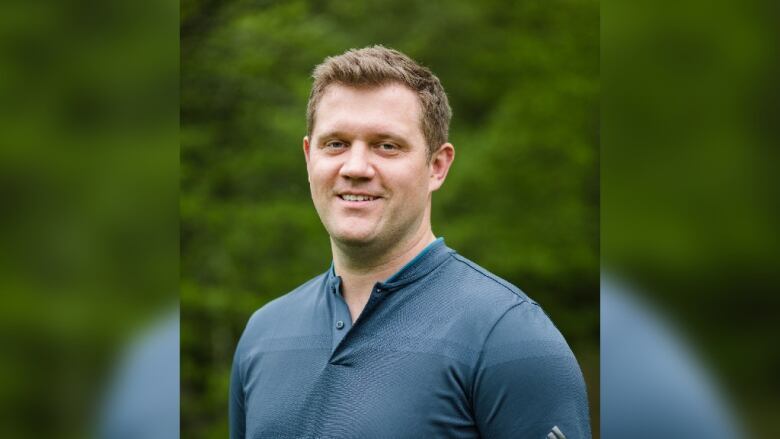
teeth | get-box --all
[341,194,375,202]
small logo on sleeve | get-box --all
[547,425,566,439]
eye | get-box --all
[325,140,347,150]
[378,142,399,152]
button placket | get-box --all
[329,278,353,354]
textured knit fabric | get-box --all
[230,239,591,438]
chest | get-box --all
[241,333,479,439]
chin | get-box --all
[327,224,379,246]
[327,219,379,245]
[331,232,376,248]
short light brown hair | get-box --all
[307,45,452,159]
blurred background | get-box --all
[0,0,178,438]
[6,0,775,437]
[4,0,776,437]
[602,0,779,436]
[181,0,599,438]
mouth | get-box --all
[338,193,380,202]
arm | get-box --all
[229,346,246,439]
[472,302,591,439]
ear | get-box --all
[303,136,312,182]
[303,136,312,163]
[428,143,455,192]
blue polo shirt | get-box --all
[230,238,590,438]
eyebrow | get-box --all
[372,132,408,143]
[316,130,409,144]
[316,131,349,141]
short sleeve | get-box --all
[229,344,246,439]
[472,301,591,439]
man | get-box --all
[230,46,590,439]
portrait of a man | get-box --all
[228,46,591,439]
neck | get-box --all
[331,225,436,321]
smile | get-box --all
[339,194,378,202]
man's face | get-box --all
[304,83,438,249]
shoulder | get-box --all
[481,300,573,363]
[469,283,589,437]
[434,251,567,352]
[439,252,536,323]
[445,252,572,360]
[447,252,534,304]
[473,301,590,438]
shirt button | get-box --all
[335,320,345,330]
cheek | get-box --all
[394,173,431,204]
[309,165,334,189]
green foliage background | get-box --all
[181,0,599,437]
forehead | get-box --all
[312,83,424,141]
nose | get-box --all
[339,143,375,180]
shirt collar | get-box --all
[326,237,452,292]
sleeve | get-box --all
[472,301,591,439]
[229,343,246,439]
